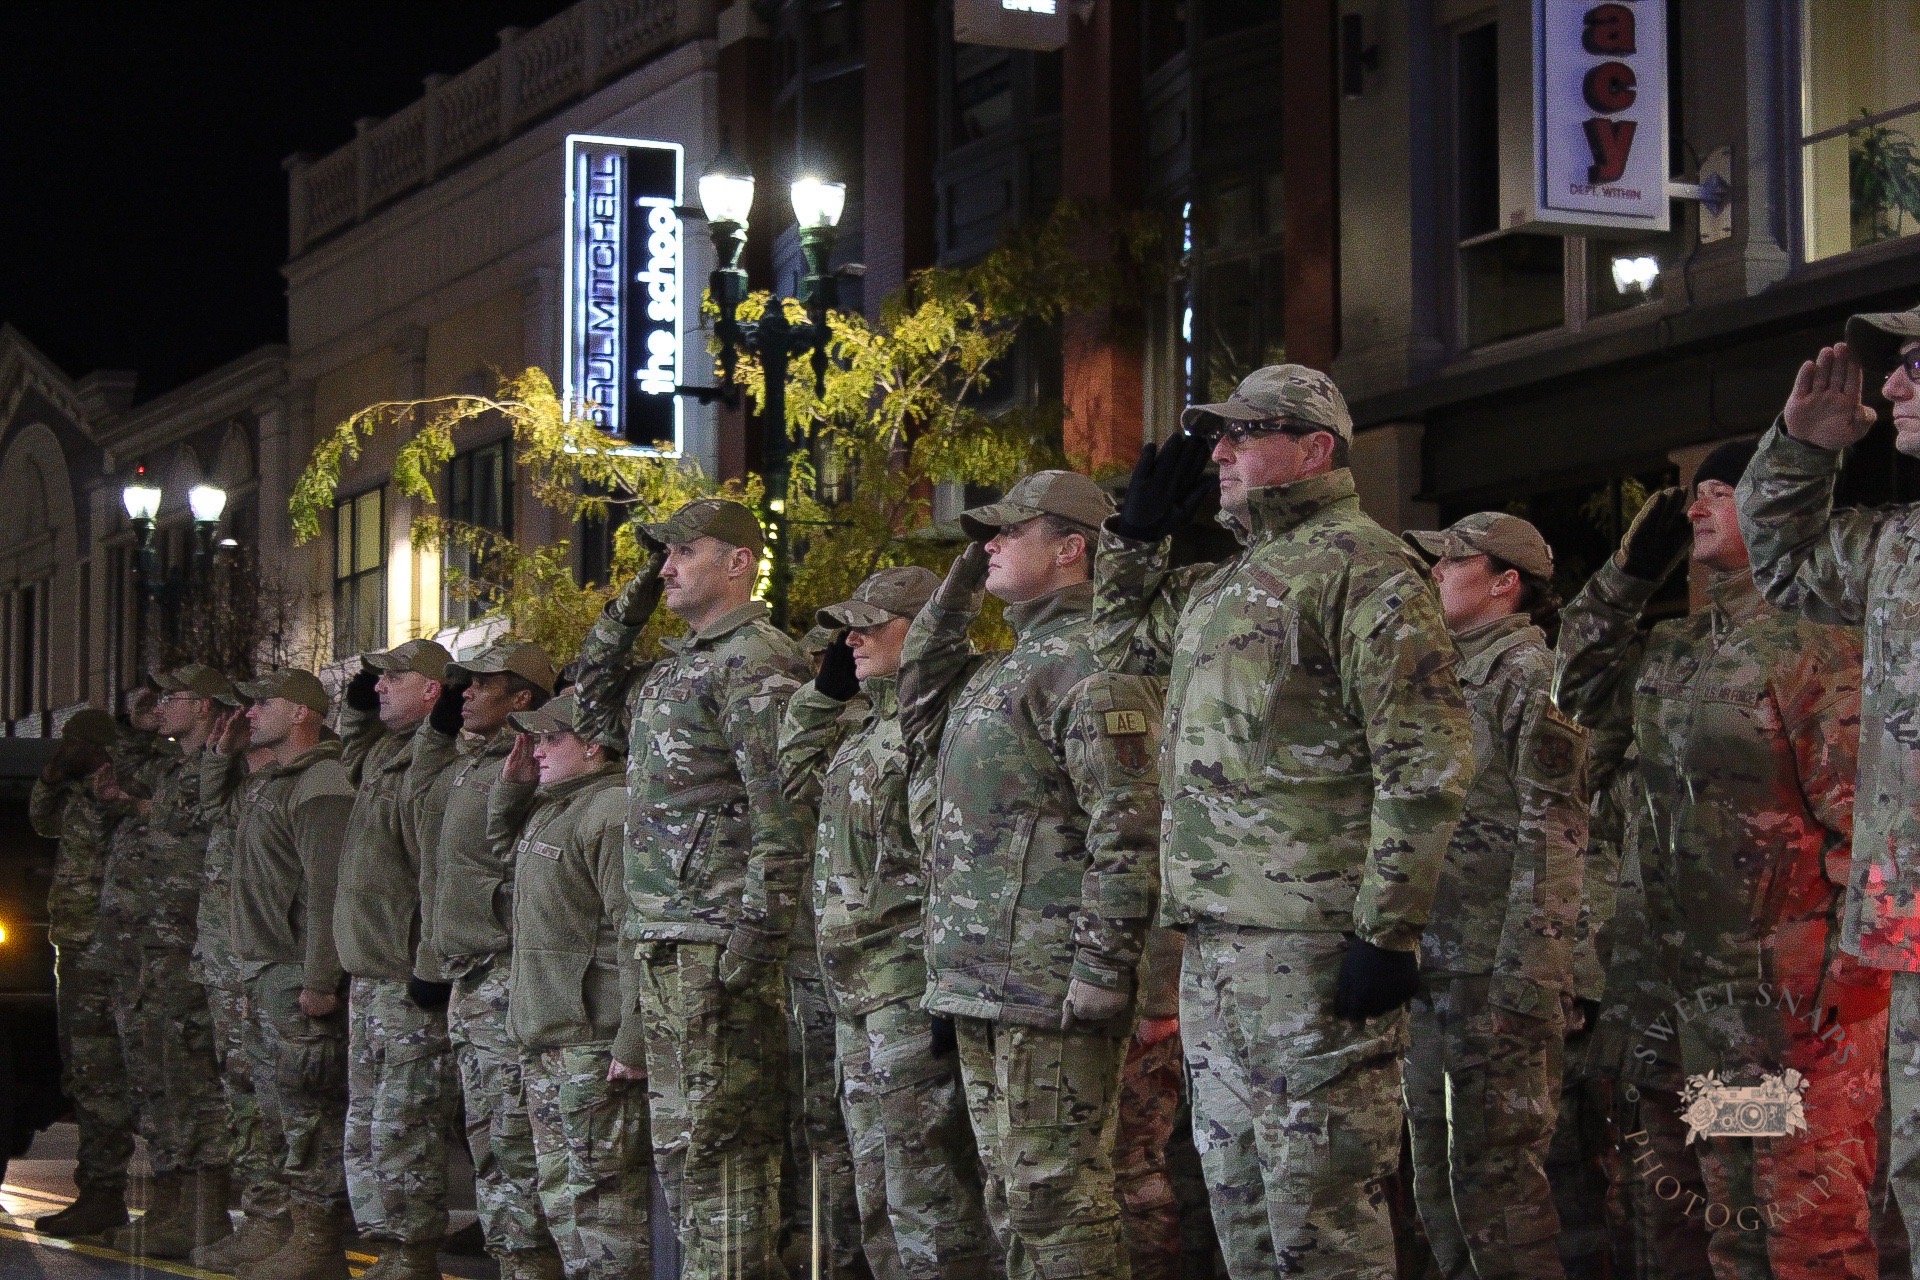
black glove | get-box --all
[407,977,453,1011]
[816,631,860,701]
[1113,433,1213,543]
[345,667,380,712]
[928,1015,957,1058]
[429,681,469,735]
[1332,938,1420,1021]
[1618,486,1692,582]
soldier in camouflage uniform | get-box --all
[1560,442,1887,1280]
[898,471,1165,1280]
[95,665,236,1259]
[572,498,812,1278]
[229,669,359,1280]
[190,702,295,1272]
[1398,513,1589,1279]
[1096,366,1474,1279]
[781,566,993,1280]
[1737,306,1920,1273]
[489,693,650,1280]
[335,638,465,1280]
[30,710,136,1239]
[1113,928,1185,1280]
[417,640,561,1280]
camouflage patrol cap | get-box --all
[958,470,1115,541]
[643,498,766,555]
[817,565,941,629]
[1405,511,1554,581]
[1845,302,1920,377]
[448,640,556,693]
[155,663,237,704]
[362,638,451,681]
[1182,364,1354,444]
[508,692,626,754]
[60,708,119,748]
[236,668,332,717]
[800,625,836,656]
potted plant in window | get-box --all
[1850,109,1920,249]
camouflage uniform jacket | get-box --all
[490,766,643,1062]
[1421,614,1589,1018]
[94,735,182,952]
[336,708,448,981]
[1555,558,1887,1042]
[231,739,357,992]
[573,573,811,948]
[1092,469,1474,949]
[414,725,514,976]
[1739,420,1920,970]
[898,573,1164,1025]
[193,750,270,987]
[780,676,938,1016]
[31,777,118,949]
[135,745,219,952]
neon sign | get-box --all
[561,134,683,453]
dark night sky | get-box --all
[0,2,579,401]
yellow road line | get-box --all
[0,1216,469,1279]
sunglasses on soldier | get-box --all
[1196,418,1320,447]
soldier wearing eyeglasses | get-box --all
[1737,303,1920,1269]
[1096,365,1475,1278]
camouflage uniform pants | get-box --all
[1115,1029,1183,1280]
[1890,970,1920,1279]
[1403,975,1566,1280]
[788,968,866,1279]
[523,1041,652,1280]
[835,999,992,1280]
[111,946,229,1174]
[1617,1082,1712,1280]
[248,963,348,1211]
[1544,1027,1619,1276]
[204,977,289,1218]
[53,944,134,1194]
[1182,924,1404,1280]
[953,1017,1130,1280]
[451,958,555,1257]
[1681,1007,1887,1280]
[345,975,456,1243]
[637,941,788,1280]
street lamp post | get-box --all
[693,150,845,629]
[121,469,229,669]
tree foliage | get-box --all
[291,202,1160,658]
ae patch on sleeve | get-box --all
[1102,709,1154,774]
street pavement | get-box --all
[1,1124,495,1278]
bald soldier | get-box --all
[899,471,1165,1280]
[1098,366,1474,1278]
[1737,304,1920,1269]
[573,497,812,1277]
[1400,512,1587,1279]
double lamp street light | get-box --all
[687,150,847,629]
[121,467,234,658]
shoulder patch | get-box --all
[1517,695,1587,796]
[1103,709,1150,736]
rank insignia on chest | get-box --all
[1103,710,1149,736]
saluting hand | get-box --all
[1784,342,1878,452]
[502,732,540,784]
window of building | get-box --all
[1455,21,1567,347]
[7,580,44,722]
[1801,0,1920,261]
[334,487,385,658]
[1192,171,1286,402]
[442,441,512,629]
